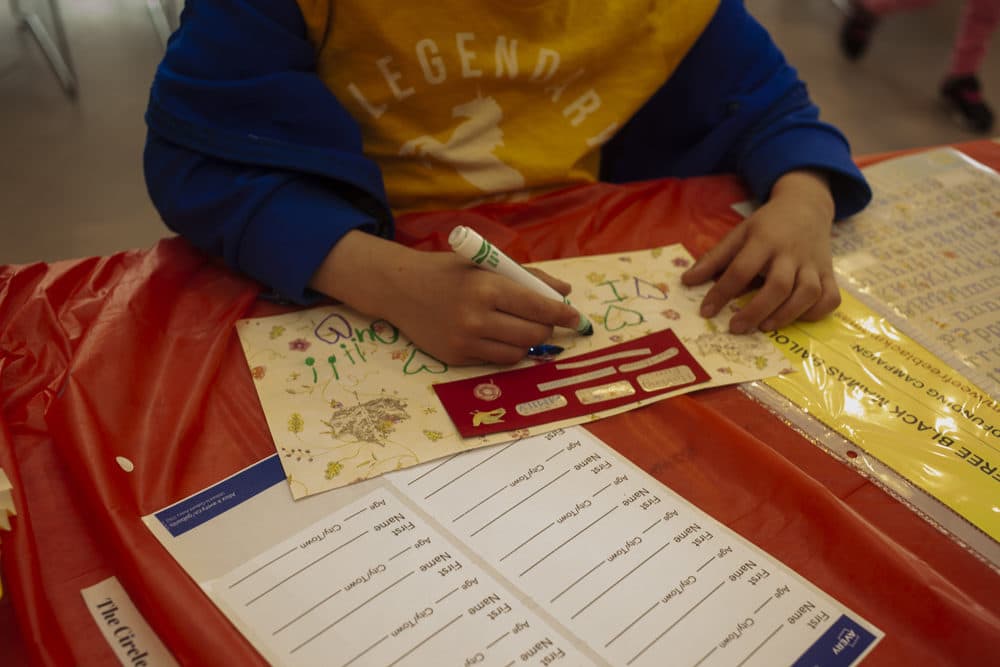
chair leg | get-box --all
[146,0,174,48]
[10,0,77,97]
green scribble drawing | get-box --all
[596,279,626,303]
[402,349,448,375]
[602,304,645,331]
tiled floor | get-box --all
[1,0,997,265]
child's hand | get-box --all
[311,231,580,366]
[681,170,841,333]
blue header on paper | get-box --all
[793,614,877,667]
[154,455,285,537]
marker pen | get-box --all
[449,226,594,336]
[527,344,565,360]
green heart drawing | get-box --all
[403,349,449,375]
[603,304,645,331]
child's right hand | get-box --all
[310,231,580,366]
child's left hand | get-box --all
[681,170,841,333]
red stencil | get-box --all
[433,329,710,437]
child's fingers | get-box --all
[756,268,823,331]
[800,273,842,321]
[469,337,536,366]
[681,225,747,288]
[441,313,551,365]
[726,255,795,333]
[496,283,580,331]
[699,239,768,320]
[484,307,557,349]
[526,267,572,296]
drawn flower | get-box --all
[586,272,606,284]
[325,461,344,479]
[423,406,438,415]
[288,338,311,352]
[716,367,733,375]
[650,248,663,259]
[392,349,408,361]
[251,365,267,380]
[672,257,690,268]
[329,400,344,410]
[511,429,530,439]
[423,430,444,441]
[269,325,286,340]
[661,309,680,320]
[287,412,305,434]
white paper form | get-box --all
[212,485,591,666]
[145,427,882,667]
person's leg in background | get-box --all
[940,0,1000,133]
[840,0,938,59]
[840,0,999,133]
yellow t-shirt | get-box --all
[296,1,720,211]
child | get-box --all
[144,0,871,365]
[841,0,1000,133]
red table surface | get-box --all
[2,140,999,666]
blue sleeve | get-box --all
[600,0,871,220]
[143,0,392,303]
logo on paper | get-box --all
[832,628,860,655]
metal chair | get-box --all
[9,0,77,96]
[8,0,177,98]
[147,0,178,48]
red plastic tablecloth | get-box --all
[2,140,999,666]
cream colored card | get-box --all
[237,244,787,498]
